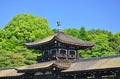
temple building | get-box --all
[25,31,94,62]
[0,31,120,79]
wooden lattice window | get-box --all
[69,50,76,56]
[59,49,67,55]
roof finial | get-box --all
[56,21,60,31]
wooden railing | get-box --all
[36,53,80,62]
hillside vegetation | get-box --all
[0,14,120,68]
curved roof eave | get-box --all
[24,34,55,46]
[24,31,95,48]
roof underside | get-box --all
[25,32,95,49]
[62,55,120,73]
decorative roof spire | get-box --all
[56,21,60,31]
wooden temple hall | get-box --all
[0,31,120,79]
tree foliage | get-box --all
[63,28,79,38]
[1,14,53,52]
[0,50,38,68]
[79,26,89,40]
[109,32,120,54]
[0,14,53,67]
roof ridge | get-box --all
[74,54,120,62]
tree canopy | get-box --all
[1,14,53,52]
[0,14,53,67]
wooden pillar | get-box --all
[66,45,69,60]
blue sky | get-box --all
[0,0,120,33]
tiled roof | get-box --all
[62,55,120,72]
[16,60,70,72]
[25,32,95,48]
[0,68,23,77]
[1,55,120,77]
[16,61,55,72]
[55,32,94,46]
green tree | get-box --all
[3,14,53,52]
[63,28,79,38]
[0,49,38,68]
[0,29,5,49]
[0,14,53,67]
[79,26,89,40]
[109,32,120,54]
[82,29,115,58]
